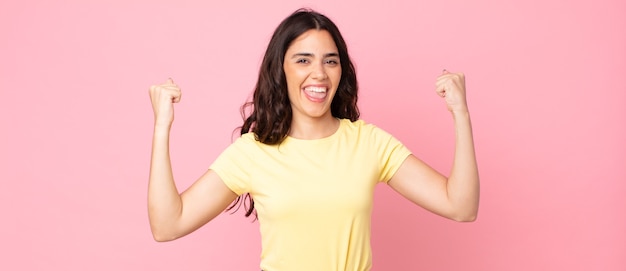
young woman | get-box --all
[147,9,479,271]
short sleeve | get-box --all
[209,135,255,195]
[370,125,412,182]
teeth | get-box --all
[304,86,326,93]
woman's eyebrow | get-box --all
[290,52,339,58]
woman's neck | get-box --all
[288,115,340,140]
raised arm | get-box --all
[388,70,480,222]
[147,79,237,241]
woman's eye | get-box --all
[325,59,339,65]
[296,59,309,64]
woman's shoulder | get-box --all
[233,132,265,146]
[339,119,396,143]
[235,132,287,150]
[224,133,261,151]
[341,118,386,134]
[340,118,408,151]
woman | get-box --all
[147,9,479,271]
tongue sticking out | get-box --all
[304,86,327,101]
[307,90,327,99]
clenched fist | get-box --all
[149,78,181,127]
[435,70,468,114]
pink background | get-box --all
[1,0,625,270]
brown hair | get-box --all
[228,8,360,218]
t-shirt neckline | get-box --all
[283,118,345,144]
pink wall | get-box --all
[1,0,624,270]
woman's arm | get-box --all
[147,79,237,241]
[388,71,479,222]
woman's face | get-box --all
[283,29,342,122]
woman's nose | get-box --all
[311,63,328,80]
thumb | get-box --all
[442,69,450,75]
[166,77,174,85]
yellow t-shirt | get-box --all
[210,119,411,271]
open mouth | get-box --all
[303,86,327,102]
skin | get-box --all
[283,30,342,139]
[147,30,479,242]
[388,70,479,222]
[148,78,237,242]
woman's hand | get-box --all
[435,70,468,114]
[149,78,181,127]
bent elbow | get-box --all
[152,233,174,242]
[150,227,181,242]
[454,214,477,222]
[452,211,478,222]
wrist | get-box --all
[451,109,470,119]
[153,122,173,134]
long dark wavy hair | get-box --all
[227,9,360,218]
